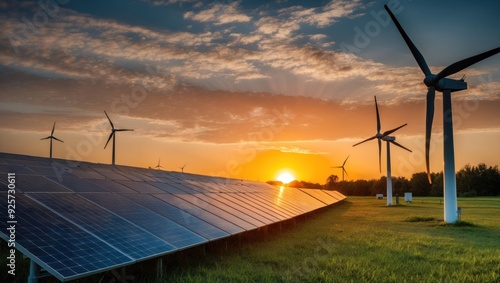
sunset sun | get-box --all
[277,171,295,184]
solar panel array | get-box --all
[0,152,346,282]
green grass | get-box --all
[156,197,500,283]
[2,197,499,282]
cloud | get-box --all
[184,1,251,25]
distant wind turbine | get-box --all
[353,96,411,206]
[331,155,349,181]
[41,122,64,159]
[104,111,133,165]
[384,5,499,221]
[179,163,186,173]
[154,158,163,170]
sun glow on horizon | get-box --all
[277,171,295,184]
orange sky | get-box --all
[1,1,499,183]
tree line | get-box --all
[268,163,500,197]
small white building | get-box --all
[405,192,412,203]
[376,194,383,199]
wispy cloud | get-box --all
[184,1,251,25]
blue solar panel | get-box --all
[152,193,246,234]
[120,193,228,240]
[116,180,166,194]
[175,193,260,230]
[0,193,133,282]
[0,163,36,175]
[148,181,190,194]
[47,177,109,193]
[213,193,280,224]
[88,179,138,194]
[80,193,208,248]
[12,174,72,193]
[28,193,176,260]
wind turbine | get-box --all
[353,96,411,206]
[41,122,64,159]
[104,111,133,165]
[179,163,186,173]
[154,158,163,170]
[384,5,500,221]
[331,155,349,181]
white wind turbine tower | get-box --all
[385,5,500,221]
[331,155,349,181]
[104,111,134,165]
[41,122,64,159]
[353,96,411,206]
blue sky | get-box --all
[1,0,499,182]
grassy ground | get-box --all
[158,197,500,283]
[2,197,499,282]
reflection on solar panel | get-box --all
[0,152,346,282]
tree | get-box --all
[410,172,431,196]
[325,175,339,189]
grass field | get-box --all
[157,197,500,283]
[2,197,499,282]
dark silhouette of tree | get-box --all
[325,175,339,189]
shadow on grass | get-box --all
[404,216,478,228]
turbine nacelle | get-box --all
[382,136,395,142]
[424,75,467,92]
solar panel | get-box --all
[13,174,72,193]
[120,193,228,240]
[187,193,268,227]
[0,193,133,281]
[152,193,246,234]
[80,193,208,248]
[47,177,109,193]
[166,193,258,231]
[298,188,338,205]
[116,180,167,194]
[27,193,176,259]
[0,152,346,282]
[88,179,138,194]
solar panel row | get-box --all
[0,152,346,282]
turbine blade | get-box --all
[384,5,431,76]
[426,87,435,184]
[343,168,349,178]
[382,123,407,137]
[343,155,349,166]
[433,47,500,83]
[353,136,376,147]
[41,136,50,140]
[390,140,412,152]
[51,122,56,135]
[104,132,114,149]
[53,137,64,143]
[378,138,382,173]
[115,129,134,132]
[331,166,342,168]
[104,111,114,129]
[375,96,381,134]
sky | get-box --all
[1,0,499,184]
